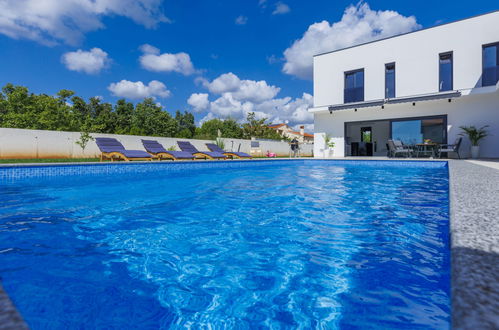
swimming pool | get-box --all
[0,160,450,328]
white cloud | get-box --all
[194,72,314,129]
[139,44,196,75]
[282,2,420,79]
[139,43,160,55]
[272,2,290,15]
[187,93,210,112]
[233,80,280,104]
[108,80,171,99]
[235,15,248,25]
[0,0,169,46]
[203,72,280,103]
[203,72,241,94]
[61,47,110,74]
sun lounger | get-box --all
[95,138,152,161]
[177,141,226,160]
[205,143,252,159]
[142,140,194,160]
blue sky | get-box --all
[0,0,497,130]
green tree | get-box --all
[70,96,91,129]
[114,99,134,134]
[36,93,74,131]
[131,98,178,137]
[175,110,196,138]
[241,112,283,140]
[1,84,39,129]
[195,118,243,140]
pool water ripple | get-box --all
[0,162,449,328]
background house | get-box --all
[269,124,314,143]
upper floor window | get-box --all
[483,42,499,87]
[439,52,453,92]
[344,69,364,103]
[385,63,395,98]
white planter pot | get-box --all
[323,148,334,158]
[471,146,480,159]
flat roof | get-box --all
[314,9,499,58]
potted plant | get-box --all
[323,134,335,158]
[459,125,489,159]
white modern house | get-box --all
[310,11,499,158]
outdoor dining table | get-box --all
[414,143,439,158]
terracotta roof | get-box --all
[290,131,314,138]
[268,123,287,128]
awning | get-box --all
[309,90,462,114]
[328,99,384,112]
[385,90,461,104]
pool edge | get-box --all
[0,283,28,330]
[448,160,499,329]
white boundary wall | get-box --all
[0,128,313,159]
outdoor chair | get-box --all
[142,140,195,160]
[387,139,412,158]
[205,143,251,159]
[438,137,462,159]
[177,141,226,160]
[95,138,152,162]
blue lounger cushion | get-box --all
[205,143,251,158]
[142,140,194,159]
[177,141,226,159]
[95,138,151,158]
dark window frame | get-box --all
[344,68,365,103]
[385,62,396,98]
[439,51,453,92]
[482,41,499,87]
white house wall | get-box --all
[314,91,499,158]
[313,11,499,107]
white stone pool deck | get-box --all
[0,158,498,329]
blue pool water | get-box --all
[0,161,450,328]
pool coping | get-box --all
[0,283,27,330]
[0,159,497,328]
[447,160,499,329]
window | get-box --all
[385,63,395,98]
[391,117,446,145]
[483,42,499,86]
[439,52,453,91]
[344,69,364,103]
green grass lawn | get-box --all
[0,158,100,164]
[0,156,312,164]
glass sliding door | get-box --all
[421,118,445,143]
[391,117,446,145]
[391,120,422,145]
